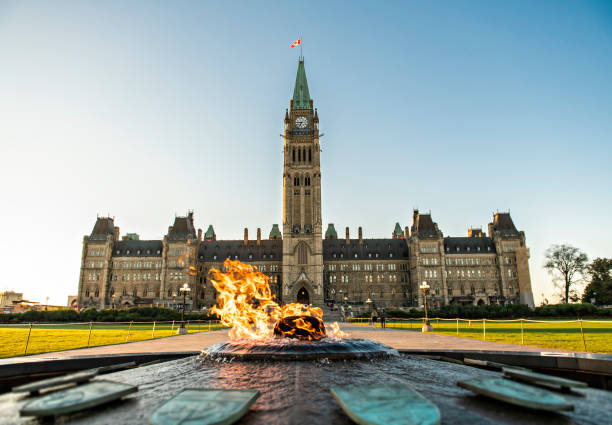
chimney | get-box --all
[404,226,409,239]
[244,228,248,246]
[358,227,363,244]
[114,226,120,240]
[197,228,202,242]
[345,227,350,245]
[257,228,261,246]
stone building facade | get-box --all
[76,60,535,311]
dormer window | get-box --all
[333,253,337,258]
[354,253,358,258]
[116,250,120,255]
[157,250,161,254]
[126,250,131,254]
[146,249,151,254]
[213,255,218,260]
[248,254,253,260]
[467,247,470,252]
[456,247,459,252]
[137,250,141,255]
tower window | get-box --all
[309,148,312,162]
[298,244,308,265]
[298,149,301,162]
[292,148,295,162]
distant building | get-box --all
[76,59,535,311]
[67,296,78,309]
[0,291,23,313]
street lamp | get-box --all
[420,281,433,332]
[177,283,191,335]
[173,293,177,310]
[112,294,116,310]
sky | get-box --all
[0,1,611,306]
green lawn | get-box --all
[350,318,612,354]
[0,321,226,358]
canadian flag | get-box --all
[290,39,301,48]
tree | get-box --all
[582,258,612,305]
[544,244,588,304]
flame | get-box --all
[209,259,347,340]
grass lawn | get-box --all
[0,322,226,358]
[351,318,612,354]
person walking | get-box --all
[381,308,387,328]
[371,308,378,327]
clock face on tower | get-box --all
[295,116,308,129]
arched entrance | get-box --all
[477,299,485,306]
[297,287,310,305]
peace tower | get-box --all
[281,59,324,306]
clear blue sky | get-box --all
[1,1,611,305]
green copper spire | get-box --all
[325,223,338,239]
[204,225,216,241]
[269,224,282,239]
[292,60,311,110]
[393,222,403,238]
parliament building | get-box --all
[76,60,535,312]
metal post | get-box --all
[520,319,524,345]
[579,319,587,351]
[24,323,33,355]
[186,320,190,332]
[126,321,133,342]
[152,321,156,339]
[456,318,459,335]
[87,321,93,347]
[170,320,175,335]
[483,319,486,341]
[208,321,211,332]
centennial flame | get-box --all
[209,259,346,340]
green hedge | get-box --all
[0,307,219,323]
[356,303,611,319]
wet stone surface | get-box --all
[1,354,611,424]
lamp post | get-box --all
[420,281,433,332]
[173,293,177,311]
[177,283,191,334]
[112,294,116,310]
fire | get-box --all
[209,259,346,340]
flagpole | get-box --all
[300,37,303,60]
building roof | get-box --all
[90,217,115,240]
[491,212,520,236]
[325,223,338,239]
[198,239,283,262]
[323,239,409,261]
[168,213,196,241]
[444,237,496,254]
[292,60,311,110]
[412,213,440,237]
[393,222,403,237]
[112,240,163,257]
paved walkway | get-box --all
[25,323,575,360]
